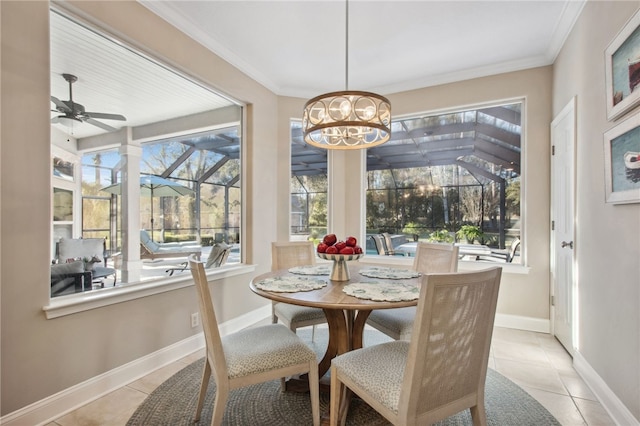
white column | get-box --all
[120,128,142,283]
[327,149,367,244]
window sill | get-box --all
[458,260,531,274]
[359,255,530,274]
[43,263,256,319]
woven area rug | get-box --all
[127,328,560,426]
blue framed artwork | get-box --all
[605,9,640,121]
[604,112,640,204]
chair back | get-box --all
[507,238,521,263]
[412,242,459,273]
[271,241,316,270]
[205,243,231,268]
[140,230,161,252]
[189,255,228,383]
[57,237,107,266]
[399,267,502,424]
[371,235,389,255]
[380,233,397,255]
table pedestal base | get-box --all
[283,308,372,424]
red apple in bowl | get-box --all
[317,243,328,253]
[325,245,339,254]
[323,234,337,246]
[335,241,347,251]
[339,246,355,255]
[345,236,357,247]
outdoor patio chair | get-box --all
[139,230,202,261]
[371,234,393,255]
[166,242,230,276]
[55,237,117,287]
[330,267,502,426]
[189,255,320,426]
[479,238,521,263]
[366,242,459,340]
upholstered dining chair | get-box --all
[271,241,327,341]
[330,267,502,426]
[189,255,320,426]
[366,242,459,340]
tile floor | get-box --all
[46,326,615,426]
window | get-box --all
[50,9,243,297]
[289,103,522,263]
[365,102,522,262]
[290,121,328,242]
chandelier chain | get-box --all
[345,0,349,91]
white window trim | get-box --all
[43,263,256,319]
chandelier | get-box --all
[302,1,391,150]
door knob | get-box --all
[561,241,573,249]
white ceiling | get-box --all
[140,0,586,98]
[50,10,235,139]
[51,1,585,140]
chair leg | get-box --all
[210,384,229,426]
[194,360,212,422]
[308,360,321,426]
[329,366,348,426]
[470,404,487,426]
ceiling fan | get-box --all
[51,73,126,132]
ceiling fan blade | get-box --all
[85,112,127,121]
[51,96,72,113]
[84,117,118,132]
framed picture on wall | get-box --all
[605,9,640,121]
[603,112,640,204]
[53,187,74,221]
[53,156,75,181]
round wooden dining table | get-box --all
[249,262,422,383]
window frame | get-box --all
[364,100,524,265]
[46,6,248,313]
[290,99,526,266]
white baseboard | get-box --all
[573,350,639,426]
[494,313,550,333]
[0,305,271,426]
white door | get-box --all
[550,97,576,354]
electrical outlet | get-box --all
[191,312,200,328]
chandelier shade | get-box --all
[302,91,391,149]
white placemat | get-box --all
[343,281,419,301]
[255,276,327,292]
[288,265,331,275]
[359,267,420,279]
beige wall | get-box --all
[553,1,640,420]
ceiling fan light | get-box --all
[57,116,79,128]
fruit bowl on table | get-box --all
[317,252,363,262]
